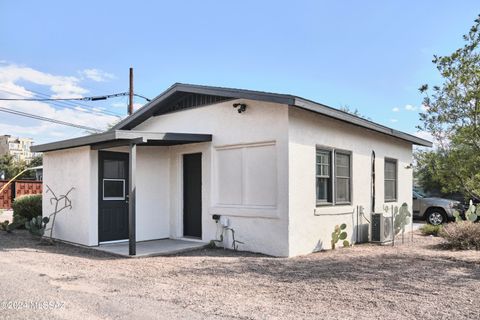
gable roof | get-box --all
[111,83,431,147]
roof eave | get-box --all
[293,98,432,147]
[30,130,213,153]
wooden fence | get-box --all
[0,180,42,209]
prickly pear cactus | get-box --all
[25,215,50,237]
[453,201,479,222]
[453,210,463,222]
[394,203,412,235]
[465,201,479,222]
[331,223,350,249]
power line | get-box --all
[134,93,151,102]
[0,91,152,103]
[0,92,129,102]
[0,87,123,118]
[22,87,124,117]
[0,107,103,132]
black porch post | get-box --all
[129,142,137,256]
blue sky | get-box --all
[0,1,478,144]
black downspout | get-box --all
[371,150,376,213]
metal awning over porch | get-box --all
[31,130,212,152]
[32,130,212,257]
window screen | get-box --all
[335,152,351,203]
[103,160,125,179]
[384,159,397,201]
[316,149,332,203]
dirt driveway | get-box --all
[0,231,479,320]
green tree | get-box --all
[24,155,43,179]
[28,155,43,167]
[0,154,26,179]
[417,15,480,200]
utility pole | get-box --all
[128,67,134,115]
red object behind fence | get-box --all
[0,180,42,209]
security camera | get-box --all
[233,103,247,113]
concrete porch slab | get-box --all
[93,238,208,258]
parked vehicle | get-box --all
[412,190,464,225]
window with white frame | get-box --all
[384,158,397,201]
[316,147,352,205]
[335,151,351,204]
[316,149,332,203]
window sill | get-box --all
[315,202,351,208]
[384,199,397,203]
[316,202,333,207]
[314,204,354,216]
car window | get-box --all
[413,190,425,198]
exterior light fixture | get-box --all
[233,103,247,113]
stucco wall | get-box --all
[42,99,415,257]
[42,146,98,246]
[88,145,171,243]
[288,107,413,256]
[135,146,171,241]
[135,99,290,257]
[43,145,171,245]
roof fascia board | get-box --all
[30,131,116,152]
[293,98,432,147]
[31,130,213,153]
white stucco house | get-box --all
[31,83,431,257]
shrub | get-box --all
[439,221,480,250]
[420,224,443,236]
[0,219,25,233]
[12,194,42,225]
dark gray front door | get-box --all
[98,151,129,242]
[183,153,202,238]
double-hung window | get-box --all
[334,151,351,204]
[384,158,397,201]
[316,148,352,205]
[316,149,332,204]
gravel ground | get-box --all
[0,230,479,320]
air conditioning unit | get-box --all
[371,213,393,244]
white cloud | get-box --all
[392,107,400,112]
[405,104,417,111]
[390,118,398,123]
[0,64,87,98]
[420,104,428,111]
[80,68,115,82]
[111,102,125,108]
[0,63,122,143]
